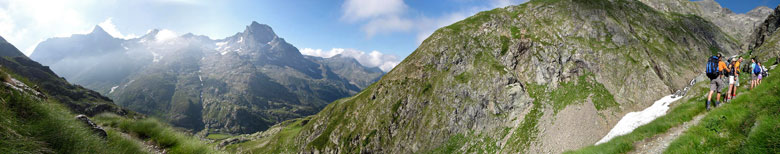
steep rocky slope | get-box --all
[226,0,740,153]
[748,5,780,60]
[30,22,384,134]
[638,0,773,47]
[0,35,130,116]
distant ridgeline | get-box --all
[30,22,385,134]
[0,35,131,117]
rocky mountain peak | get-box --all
[694,0,732,14]
[138,29,161,41]
[748,6,774,18]
[243,21,277,44]
[88,25,113,38]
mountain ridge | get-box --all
[30,21,385,134]
[0,34,132,117]
[638,0,773,48]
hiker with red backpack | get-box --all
[706,53,729,110]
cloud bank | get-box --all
[301,48,400,72]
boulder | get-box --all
[75,114,107,139]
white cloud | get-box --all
[341,0,407,22]
[362,16,414,37]
[341,0,528,42]
[341,0,412,38]
[0,0,188,56]
[98,18,138,39]
[301,48,400,72]
[0,0,98,56]
[155,29,178,42]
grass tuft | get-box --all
[94,113,220,154]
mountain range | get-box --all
[30,22,384,134]
[8,0,778,153]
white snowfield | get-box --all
[596,95,683,144]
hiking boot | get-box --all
[706,101,711,111]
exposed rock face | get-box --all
[639,0,773,47]
[233,0,741,153]
[75,114,107,139]
[30,22,384,134]
[747,5,780,60]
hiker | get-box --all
[725,58,737,102]
[732,57,742,97]
[751,58,759,90]
[706,54,727,110]
[762,62,769,78]
[758,62,764,85]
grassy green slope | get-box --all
[0,68,221,154]
[665,67,780,153]
[0,72,146,153]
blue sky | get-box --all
[0,0,778,70]
[714,0,779,13]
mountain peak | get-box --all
[89,25,112,38]
[243,21,276,43]
[747,6,774,17]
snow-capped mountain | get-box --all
[30,21,384,134]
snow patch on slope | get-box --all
[109,86,119,94]
[596,95,682,144]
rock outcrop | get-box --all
[639,0,773,47]
[747,5,780,60]
[75,115,108,139]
